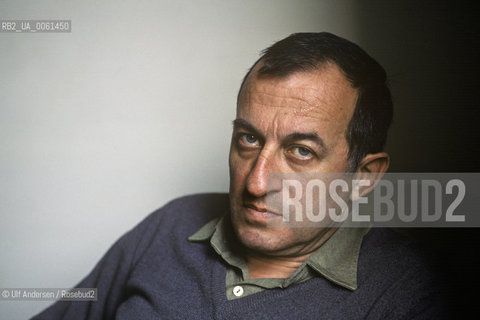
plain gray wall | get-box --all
[0,1,362,318]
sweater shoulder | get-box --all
[358,228,447,318]
[130,193,229,237]
[358,228,442,296]
[155,192,230,225]
[360,228,426,265]
[102,193,230,267]
[359,228,435,277]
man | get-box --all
[33,33,444,319]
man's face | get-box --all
[229,62,359,257]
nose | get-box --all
[245,152,272,197]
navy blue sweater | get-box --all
[32,193,445,319]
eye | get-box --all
[239,134,260,147]
[290,146,314,160]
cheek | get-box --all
[229,152,250,190]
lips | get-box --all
[242,202,282,224]
[244,203,267,212]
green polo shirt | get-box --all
[188,215,371,300]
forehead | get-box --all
[238,63,358,129]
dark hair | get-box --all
[237,32,393,170]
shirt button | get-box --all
[233,285,244,297]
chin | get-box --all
[233,223,288,255]
[230,199,290,254]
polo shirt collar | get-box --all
[189,215,370,291]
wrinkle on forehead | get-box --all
[241,89,338,122]
[238,64,358,125]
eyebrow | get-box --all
[232,118,264,139]
[284,132,328,154]
[232,118,328,153]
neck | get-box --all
[246,253,310,279]
[246,227,338,279]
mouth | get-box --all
[242,202,282,223]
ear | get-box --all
[357,152,390,174]
[351,152,390,199]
